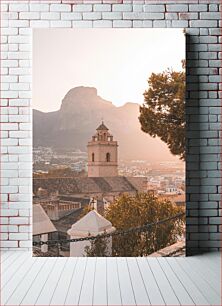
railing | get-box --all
[33,212,185,256]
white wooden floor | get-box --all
[1,251,221,306]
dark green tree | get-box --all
[139,66,185,160]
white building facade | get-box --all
[67,210,115,257]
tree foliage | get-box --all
[85,193,185,257]
[104,193,185,256]
[84,237,110,257]
[139,66,185,160]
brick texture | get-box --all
[0,0,221,255]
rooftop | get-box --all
[33,204,57,235]
[33,176,145,195]
[68,210,114,236]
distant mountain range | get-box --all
[33,86,176,161]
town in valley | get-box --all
[33,121,185,257]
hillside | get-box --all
[33,86,177,161]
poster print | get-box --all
[33,29,185,257]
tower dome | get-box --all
[96,121,109,131]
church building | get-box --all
[87,121,118,177]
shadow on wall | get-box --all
[186,33,201,256]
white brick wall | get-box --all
[0,0,221,254]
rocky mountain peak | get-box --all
[60,86,113,113]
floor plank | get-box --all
[186,256,220,294]
[1,252,30,290]
[35,258,67,306]
[176,257,221,305]
[147,258,179,305]
[106,257,122,306]
[2,251,23,274]
[127,257,150,305]
[167,257,210,305]
[93,257,107,306]
[1,252,220,306]
[157,258,195,305]
[21,258,57,305]
[0,251,14,264]
[5,258,46,305]
[1,256,37,305]
[193,253,220,275]
[64,257,87,306]
[117,257,136,305]
[78,257,96,306]
[50,257,78,305]
[137,257,165,305]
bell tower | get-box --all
[87,121,118,177]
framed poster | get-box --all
[32,29,185,257]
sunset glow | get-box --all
[33,28,185,112]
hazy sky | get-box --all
[33,29,185,112]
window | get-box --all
[106,152,110,162]
[92,153,95,162]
